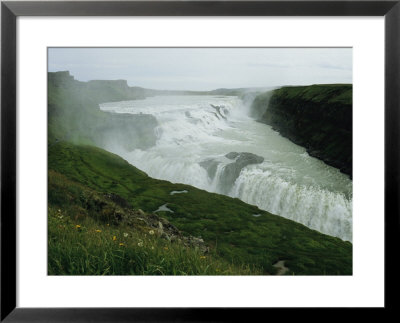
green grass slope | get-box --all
[49,171,261,275]
[49,142,352,275]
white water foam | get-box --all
[100,95,353,241]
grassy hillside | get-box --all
[252,84,352,177]
[48,171,261,275]
[49,142,352,275]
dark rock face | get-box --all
[210,104,228,119]
[219,152,264,194]
[252,85,352,177]
[199,159,220,180]
[225,152,240,160]
[225,152,264,165]
[200,152,264,193]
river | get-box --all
[100,95,352,242]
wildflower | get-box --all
[58,209,61,213]
[149,230,155,235]
[112,236,117,241]
[119,243,125,247]
[138,242,144,247]
[123,233,128,238]
[75,225,81,229]
[95,230,102,233]
[58,215,63,219]
[151,246,155,250]
[200,256,206,260]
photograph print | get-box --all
[48,47,352,275]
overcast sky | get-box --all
[48,48,352,91]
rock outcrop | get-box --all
[200,152,264,194]
[219,152,264,193]
[83,190,209,253]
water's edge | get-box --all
[100,95,353,242]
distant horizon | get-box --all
[48,48,352,91]
[50,69,352,93]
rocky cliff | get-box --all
[252,84,352,177]
[48,71,158,151]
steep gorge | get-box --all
[252,85,352,177]
[47,72,353,275]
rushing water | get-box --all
[100,95,352,242]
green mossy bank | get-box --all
[49,142,352,275]
[252,85,352,177]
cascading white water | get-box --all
[100,95,353,242]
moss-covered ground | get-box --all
[49,142,352,275]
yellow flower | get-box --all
[119,243,125,247]
[112,236,117,241]
[200,256,206,259]
[75,225,81,229]
[163,247,169,251]
[95,229,102,233]
[149,230,155,235]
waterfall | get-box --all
[100,95,353,241]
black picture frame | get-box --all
[1,0,399,321]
